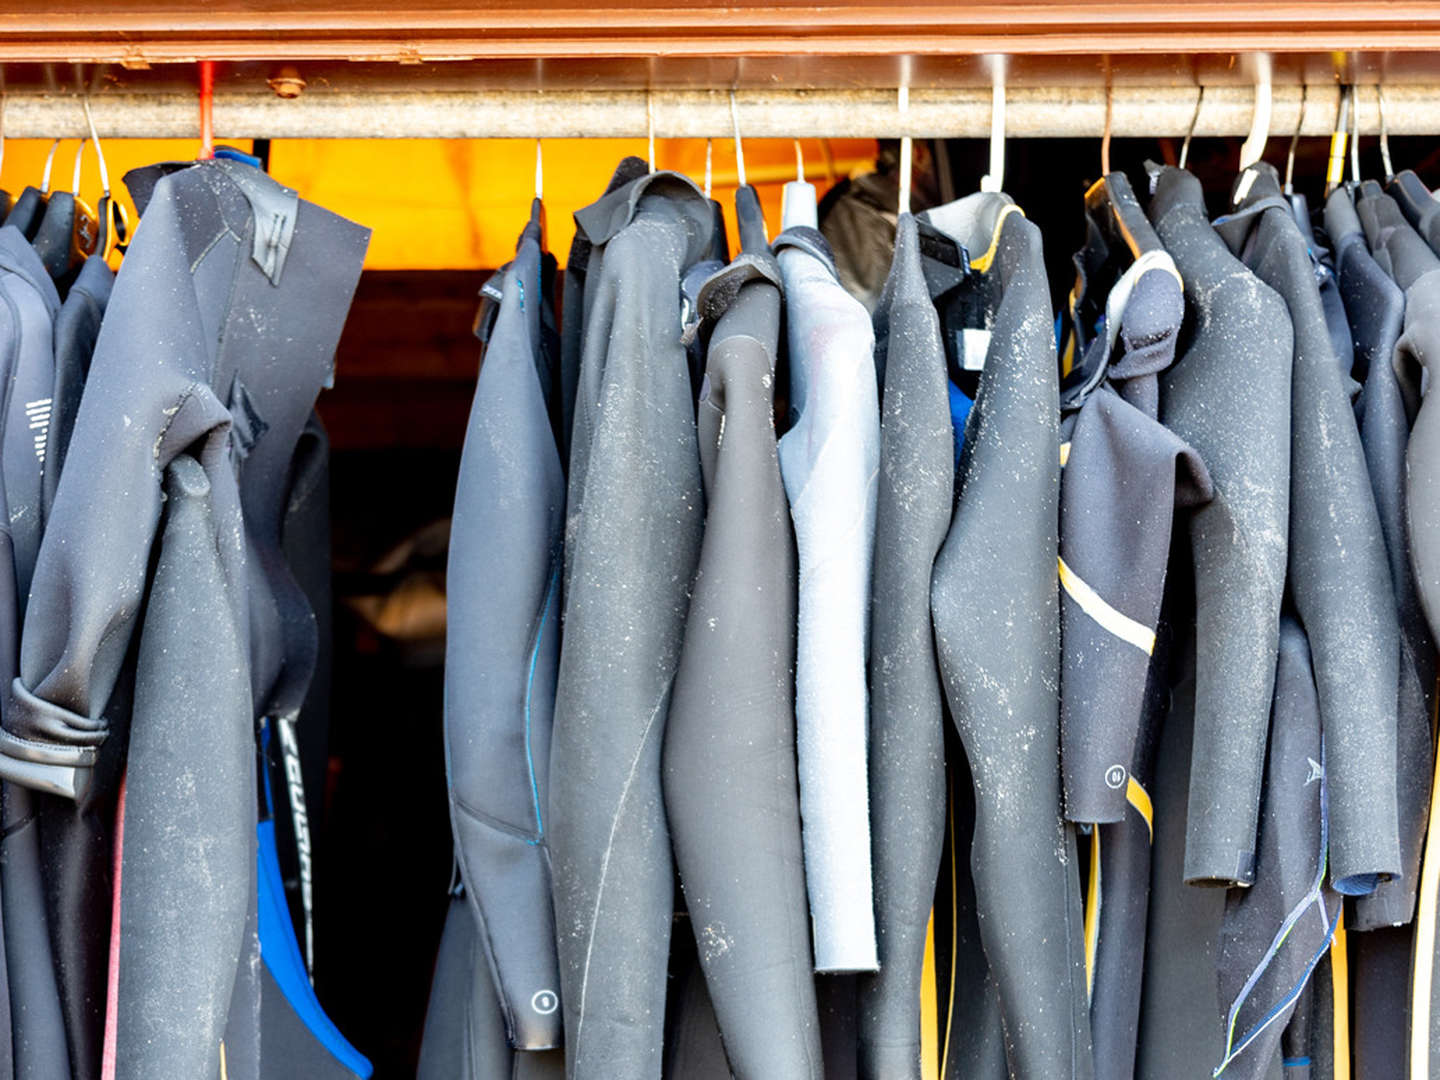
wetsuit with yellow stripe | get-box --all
[1056,172,1212,1080]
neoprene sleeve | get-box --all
[445,214,565,1051]
[1146,165,1292,888]
[1217,164,1401,894]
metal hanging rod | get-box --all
[3,84,1437,140]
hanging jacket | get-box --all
[548,169,711,1080]
[1145,164,1293,888]
[926,191,1093,1080]
[856,211,949,1076]
[444,207,565,1054]
[1215,162,1401,895]
[664,186,822,1080]
[773,181,883,979]
[1326,186,1435,931]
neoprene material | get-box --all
[1356,184,1440,674]
[926,192,1093,1080]
[1214,616,1339,1080]
[557,156,650,469]
[856,211,950,1078]
[664,186,822,1079]
[114,454,253,1080]
[1388,170,1440,256]
[0,159,367,1080]
[1134,639,1227,1080]
[1146,164,1293,888]
[1216,163,1401,895]
[0,222,66,1080]
[774,185,883,979]
[548,169,711,1080]
[1326,185,1436,930]
[44,254,111,518]
[445,208,565,1052]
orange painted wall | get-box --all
[0,137,877,269]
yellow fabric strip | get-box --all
[1057,556,1157,656]
[1126,777,1154,843]
[1059,441,1071,467]
[969,203,1025,274]
[1333,911,1350,1080]
[1084,827,1101,1001]
[1410,684,1440,1079]
[1326,130,1350,190]
[921,909,939,1080]
[941,783,959,1080]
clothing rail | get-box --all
[5,83,1438,140]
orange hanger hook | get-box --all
[198,60,215,160]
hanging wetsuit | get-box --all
[548,169,711,1080]
[926,191,1093,1079]
[1058,172,1211,1080]
[1326,184,1436,1080]
[1354,179,1440,1079]
[773,179,883,981]
[0,223,63,1080]
[664,184,822,1080]
[1214,162,1401,896]
[1143,163,1293,888]
[443,203,566,1056]
[0,159,369,1080]
[857,210,950,1075]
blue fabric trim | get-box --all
[523,565,561,841]
[1283,1058,1312,1068]
[948,380,973,467]
[258,820,373,1078]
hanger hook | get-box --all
[1284,84,1308,195]
[1237,54,1272,170]
[794,139,804,184]
[534,137,543,202]
[980,55,1006,192]
[729,90,747,188]
[1101,82,1114,177]
[704,138,713,200]
[197,59,215,160]
[1377,84,1394,183]
[1350,83,1361,184]
[70,137,87,195]
[0,93,6,182]
[81,95,111,197]
[646,90,656,173]
[897,84,911,216]
[1179,85,1204,171]
[1325,85,1351,197]
[40,138,61,193]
